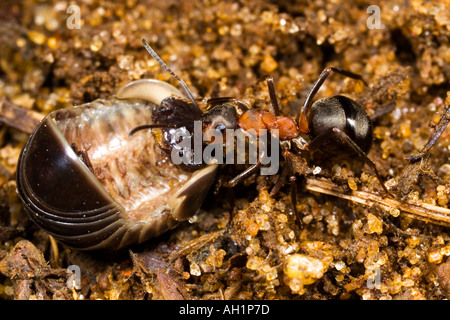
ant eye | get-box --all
[202,105,238,132]
[215,123,226,132]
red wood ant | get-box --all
[133,40,391,225]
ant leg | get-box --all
[227,187,236,214]
[205,97,249,113]
[284,149,300,225]
[224,161,262,188]
[290,170,299,225]
[269,146,301,224]
[307,127,393,197]
[266,77,280,116]
[406,103,450,162]
[304,67,367,114]
[128,123,175,137]
[71,143,94,174]
[270,160,289,196]
[300,67,367,133]
[225,137,279,188]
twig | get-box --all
[169,229,225,262]
[406,98,450,162]
[305,177,450,227]
[0,98,44,134]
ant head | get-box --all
[202,104,238,143]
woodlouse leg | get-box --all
[70,143,95,174]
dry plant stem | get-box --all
[0,98,44,134]
[169,230,224,262]
[305,177,450,227]
[406,103,450,162]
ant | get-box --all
[223,67,392,222]
[130,39,391,225]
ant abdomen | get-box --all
[309,95,373,154]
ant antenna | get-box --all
[128,121,192,137]
[129,124,168,137]
[141,39,199,110]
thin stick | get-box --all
[305,177,450,227]
[0,98,44,134]
[406,103,450,162]
[141,39,200,110]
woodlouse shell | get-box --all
[16,80,218,250]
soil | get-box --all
[0,0,449,300]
